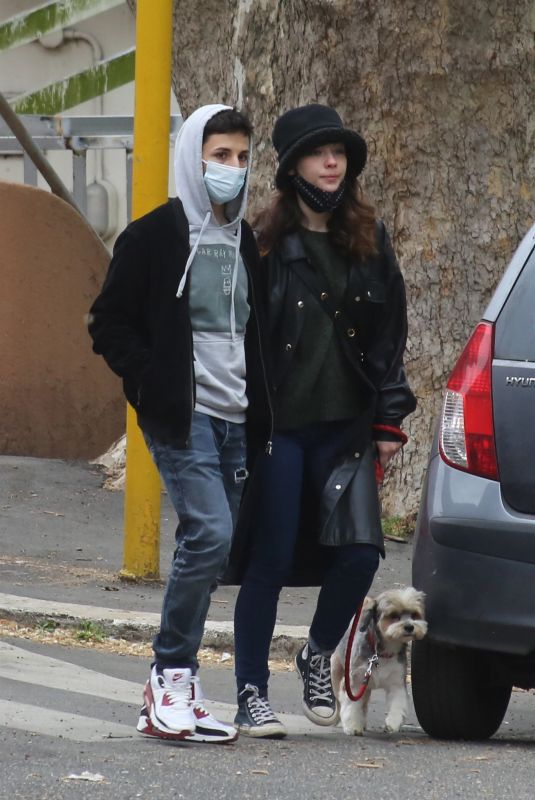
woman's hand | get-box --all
[375,440,403,469]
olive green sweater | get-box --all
[275,228,364,430]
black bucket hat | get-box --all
[272,104,367,189]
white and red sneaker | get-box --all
[187,676,238,743]
[140,666,196,737]
[137,700,191,741]
[137,673,237,744]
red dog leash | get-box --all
[372,424,408,485]
[344,428,408,701]
[344,603,366,700]
[344,606,380,701]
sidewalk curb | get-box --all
[0,593,308,658]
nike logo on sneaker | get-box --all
[162,693,177,707]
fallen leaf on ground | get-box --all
[251,770,270,775]
[0,619,295,672]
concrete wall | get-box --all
[0,2,181,458]
[0,181,125,458]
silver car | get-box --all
[412,221,535,740]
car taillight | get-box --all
[439,322,499,481]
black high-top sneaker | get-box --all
[295,643,339,726]
[234,684,287,738]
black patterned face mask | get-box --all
[291,174,346,213]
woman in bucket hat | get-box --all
[229,104,417,738]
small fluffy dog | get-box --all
[331,587,427,736]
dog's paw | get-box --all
[385,709,405,733]
[384,723,401,734]
[342,724,364,736]
[384,715,403,734]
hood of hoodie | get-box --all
[172,105,253,424]
[174,103,251,231]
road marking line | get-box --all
[0,641,139,703]
[0,699,134,742]
[0,642,334,737]
[0,592,308,641]
[0,592,161,628]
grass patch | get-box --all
[75,620,106,642]
[382,514,416,542]
[36,618,60,632]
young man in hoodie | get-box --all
[88,105,271,743]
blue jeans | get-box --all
[144,411,247,671]
[234,421,380,695]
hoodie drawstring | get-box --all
[229,224,242,342]
[176,211,212,299]
[177,211,243,346]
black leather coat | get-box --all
[267,223,415,423]
[224,221,416,585]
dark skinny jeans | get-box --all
[234,421,380,697]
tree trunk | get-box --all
[144,0,535,515]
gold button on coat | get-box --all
[347,328,356,337]
[320,292,328,300]
[297,300,304,308]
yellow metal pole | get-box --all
[120,0,173,580]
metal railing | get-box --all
[0,113,182,223]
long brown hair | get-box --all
[254,178,377,261]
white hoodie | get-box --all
[174,104,251,423]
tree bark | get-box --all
[138,0,535,515]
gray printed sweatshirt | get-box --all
[173,104,251,423]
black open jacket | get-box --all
[264,221,416,428]
[224,220,417,585]
[88,198,272,447]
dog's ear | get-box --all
[410,588,426,615]
[358,601,377,632]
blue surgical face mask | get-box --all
[202,159,247,205]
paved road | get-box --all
[2,636,535,800]
[0,456,412,626]
[3,456,535,798]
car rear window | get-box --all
[494,249,535,361]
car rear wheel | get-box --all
[411,638,512,740]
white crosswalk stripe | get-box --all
[0,641,139,741]
[0,641,330,742]
[0,641,140,703]
[0,698,134,742]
